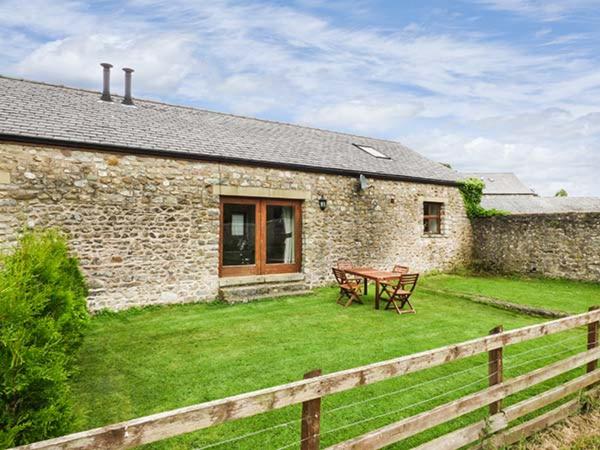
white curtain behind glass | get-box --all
[282,207,294,263]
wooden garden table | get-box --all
[344,267,404,310]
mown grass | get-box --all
[68,277,596,449]
[421,273,600,313]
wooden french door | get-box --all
[219,197,302,277]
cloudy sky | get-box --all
[1,0,599,196]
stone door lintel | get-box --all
[212,184,311,200]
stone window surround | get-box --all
[212,184,311,200]
[419,196,448,238]
[214,185,309,279]
[219,196,303,277]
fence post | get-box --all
[489,325,504,415]
[587,306,599,375]
[301,369,322,450]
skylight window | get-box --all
[353,143,390,159]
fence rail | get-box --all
[13,307,600,450]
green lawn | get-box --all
[68,277,596,449]
[421,273,600,314]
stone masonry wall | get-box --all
[0,142,473,310]
[473,213,600,282]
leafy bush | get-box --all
[555,188,568,197]
[459,178,507,218]
[0,230,89,447]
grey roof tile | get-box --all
[0,76,459,184]
[461,172,535,195]
[482,195,600,214]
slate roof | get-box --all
[461,172,535,195]
[482,196,600,214]
[0,75,460,185]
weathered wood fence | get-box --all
[14,306,600,450]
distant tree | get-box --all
[555,189,568,197]
[440,163,452,169]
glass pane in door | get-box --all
[266,205,295,264]
[222,204,256,266]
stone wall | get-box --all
[473,213,600,282]
[0,142,473,310]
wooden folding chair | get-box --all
[379,265,410,299]
[337,259,363,284]
[383,273,419,314]
[332,267,363,307]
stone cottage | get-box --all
[0,70,472,310]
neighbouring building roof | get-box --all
[0,75,460,185]
[463,171,600,214]
[481,196,600,214]
[461,172,536,195]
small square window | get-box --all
[353,143,390,159]
[423,202,443,234]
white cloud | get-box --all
[404,108,600,196]
[474,0,598,21]
[541,33,591,46]
[4,1,595,112]
[298,100,424,134]
[12,33,197,96]
[0,0,97,35]
[0,0,599,195]
[534,28,552,38]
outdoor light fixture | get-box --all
[318,194,327,211]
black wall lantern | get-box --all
[318,194,327,211]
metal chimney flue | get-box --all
[122,68,134,105]
[100,63,113,101]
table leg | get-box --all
[375,280,380,310]
[364,277,368,296]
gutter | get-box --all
[483,193,538,196]
[0,133,460,187]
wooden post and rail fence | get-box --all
[14,306,600,450]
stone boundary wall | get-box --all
[473,213,600,282]
[0,142,472,310]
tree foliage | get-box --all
[459,178,507,218]
[0,230,89,447]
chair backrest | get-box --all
[398,273,419,293]
[392,265,409,275]
[332,267,349,285]
[337,259,353,270]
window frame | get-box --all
[219,197,302,277]
[353,143,391,159]
[423,201,443,235]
